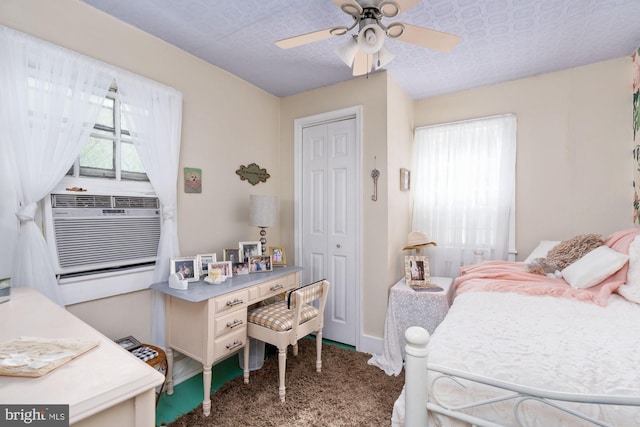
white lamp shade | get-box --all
[249,195,277,228]
[374,46,395,69]
[358,23,385,53]
[336,36,359,67]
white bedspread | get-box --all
[393,291,640,426]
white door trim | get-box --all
[294,105,362,349]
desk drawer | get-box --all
[214,307,247,337]
[214,289,249,314]
[258,274,296,299]
[213,328,246,362]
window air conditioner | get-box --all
[44,193,161,276]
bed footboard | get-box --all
[402,326,640,427]
[404,326,430,427]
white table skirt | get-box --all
[368,276,454,376]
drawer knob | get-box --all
[270,284,283,291]
[226,319,244,329]
[226,298,243,307]
[226,340,243,351]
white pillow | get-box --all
[562,245,629,289]
[523,240,561,264]
[617,235,640,303]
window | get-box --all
[67,88,148,182]
[412,115,516,274]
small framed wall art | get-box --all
[184,167,202,193]
[400,168,410,191]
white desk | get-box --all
[0,287,164,426]
[151,266,302,416]
[368,276,454,376]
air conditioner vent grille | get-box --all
[114,196,159,209]
[52,194,112,209]
[53,217,161,269]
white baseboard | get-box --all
[357,333,384,355]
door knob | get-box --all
[336,244,341,248]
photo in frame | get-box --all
[248,255,272,273]
[170,257,198,282]
[404,255,431,288]
[239,241,261,262]
[197,253,217,277]
[233,262,250,276]
[269,246,286,266]
[209,261,233,278]
[224,248,241,264]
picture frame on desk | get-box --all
[249,255,272,272]
[269,246,286,266]
[209,261,233,278]
[239,241,261,262]
[224,248,241,264]
[233,262,249,275]
[170,257,198,282]
[404,255,431,288]
[197,253,217,277]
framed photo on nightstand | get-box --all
[405,255,431,288]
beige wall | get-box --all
[1,0,634,345]
[414,57,633,261]
[280,72,399,338]
[0,0,281,342]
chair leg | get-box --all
[316,330,322,372]
[292,342,298,356]
[278,347,287,402]
[243,342,250,384]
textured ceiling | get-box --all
[80,0,640,100]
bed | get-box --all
[392,228,640,427]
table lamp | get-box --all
[249,195,277,254]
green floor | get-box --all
[155,338,353,426]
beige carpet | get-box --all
[168,339,405,427]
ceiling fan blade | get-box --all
[395,23,461,52]
[276,28,337,49]
[352,51,371,76]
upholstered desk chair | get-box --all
[244,279,330,402]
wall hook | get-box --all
[371,157,380,201]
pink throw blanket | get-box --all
[455,228,640,306]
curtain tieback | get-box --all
[162,206,176,222]
[16,202,38,223]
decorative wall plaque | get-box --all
[236,163,270,186]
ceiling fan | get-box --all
[276,0,461,76]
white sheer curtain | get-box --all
[0,26,113,304]
[118,73,182,348]
[412,115,516,277]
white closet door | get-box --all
[301,118,357,345]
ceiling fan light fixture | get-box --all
[341,3,362,17]
[374,46,395,70]
[378,0,400,18]
[386,22,405,38]
[336,36,359,67]
[358,23,385,53]
[330,26,349,36]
